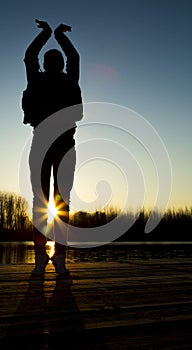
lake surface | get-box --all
[0,241,192,264]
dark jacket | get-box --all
[22,26,83,128]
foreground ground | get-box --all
[0,259,192,349]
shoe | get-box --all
[32,253,49,274]
[51,255,70,275]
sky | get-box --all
[0,0,192,215]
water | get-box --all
[0,241,192,264]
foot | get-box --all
[32,253,49,274]
[51,254,70,275]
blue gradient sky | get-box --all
[0,0,192,213]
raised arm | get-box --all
[54,24,80,83]
[24,19,52,82]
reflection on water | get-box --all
[0,241,192,264]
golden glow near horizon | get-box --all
[16,114,192,217]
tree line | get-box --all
[0,191,192,241]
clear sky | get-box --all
[0,0,192,215]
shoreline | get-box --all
[0,240,192,245]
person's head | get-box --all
[43,49,64,74]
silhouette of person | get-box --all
[22,19,83,274]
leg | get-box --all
[51,131,76,273]
[29,134,52,272]
[53,142,76,254]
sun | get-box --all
[47,197,58,224]
[47,167,58,224]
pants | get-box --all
[29,128,76,255]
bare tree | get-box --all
[0,192,31,232]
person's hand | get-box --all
[54,23,72,33]
[35,19,52,32]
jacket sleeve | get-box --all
[54,29,80,83]
[24,27,52,82]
